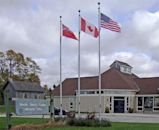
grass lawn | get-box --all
[43,122,159,130]
[0,105,14,114]
[0,117,159,130]
[0,117,49,129]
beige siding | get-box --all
[130,96,135,111]
[54,96,76,111]
[80,96,105,113]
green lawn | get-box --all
[0,117,159,130]
[0,105,14,113]
[0,117,49,129]
[43,122,159,130]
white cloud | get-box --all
[1,0,159,87]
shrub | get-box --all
[67,111,75,118]
[86,112,95,120]
[67,118,111,127]
[105,107,110,113]
[128,108,133,113]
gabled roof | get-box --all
[53,68,139,96]
[110,60,132,68]
[3,79,44,93]
[135,77,159,95]
[53,76,97,96]
[101,68,139,90]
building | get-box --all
[53,60,159,113]
[3,79,45,100]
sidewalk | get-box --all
[99,113,159,123]
[1,113,159,123]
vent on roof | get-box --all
[157,88,159,93]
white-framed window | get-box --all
[126,97,129,111]
[154,96,159,111]
[137,97,143,111]
[69,98,74,109]
[109,96,112,111]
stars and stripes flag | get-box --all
[100,13,121,33]
[62,24,78,40]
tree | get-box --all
[43,84,49,96]
[0,49,42,104]
[0,51,8,104]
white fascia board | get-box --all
[136,94,159,97]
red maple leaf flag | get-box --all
[81,17,99,38]
[62,24,78,40]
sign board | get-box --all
[15,99,50,115]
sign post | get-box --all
[5,90,12,130]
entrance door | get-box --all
[114,100,124,113]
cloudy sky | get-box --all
[1,0,159,87]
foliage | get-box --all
[0,49,41,104]
[86,112,95,120]
[105,106,110,113]
[128,108,134,113]
[0,105,14,113]
[67,111,76,119]
[44,84,50,96]
[67,118,111,127]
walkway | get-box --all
[99,113,159,123]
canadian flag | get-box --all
[81,17,99,38]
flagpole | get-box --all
[98,2,102,123]
[78,10,81,118]
[59,16,63,117]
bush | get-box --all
[105,107,110,113]
[67,118,111,127]
[128,108,133,113]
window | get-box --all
[109,97,112,110]
[114,97,124,100]
[86,91,95,94]
[97,91,103,94]
[23,93,27,98]
[69,98,74,109]
[124,67,127,72]
[137,97,143,111]
[154,97,159,107]
[138,108,142,110]
[126,97,129,111]
[144,97,153,108]
[154,108,159,111]
[138,97,142,106]
[35,94,38,99]
[80,91,85,94]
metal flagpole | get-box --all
[59,16,63,117]
[98,2,102,123]
[78,10,81,118]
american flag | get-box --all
[100,13,121,33]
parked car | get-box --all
[54,107,67,115]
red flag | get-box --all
[62,24,78,40]
[81,17,99,38]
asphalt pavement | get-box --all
[1,113,159,123]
